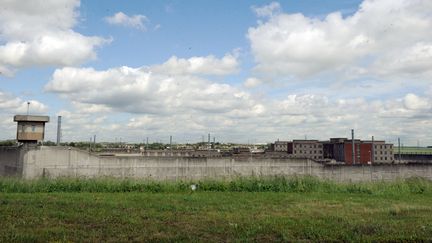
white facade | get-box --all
[292,140,323,160]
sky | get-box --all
[0,0,431,145]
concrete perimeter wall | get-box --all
[22,146,317,180]
[0,146,25,176]
[16,146,432,182]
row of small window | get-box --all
[374,151,392,155]
[374,145,392,149]
[294,155,322,159]
[376,157,392,161]
[295,144,322,148]
[295,150,322,154]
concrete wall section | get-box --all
[11,146,432,182]
[22,147,320,180]
[0,146,24,176]
[320,164,432,182]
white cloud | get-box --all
[45,63,254,116]
[404,93,430,110]
[248,0,432,79]
[41,53,267,142]
[243,77,262,88]
[42,55,432,144]
[0,0,107,76]
[252,2,281,18]
[0,91,47,114]
[150,53,239,76]
[373,42,432,78]
[70,101,112,114]
[105,12,148,31]
[267,93,432,144]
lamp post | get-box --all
[368,150,372,165]
[26,101,30,116]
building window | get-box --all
[32,125,35,132]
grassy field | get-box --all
[1,177,432,242]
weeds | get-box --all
[0,176,431,194]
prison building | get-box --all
[273,141,290,152]
[292,140,323,160]
[14,115,50,143]
[366,140,394,163]
[327,138,394,164]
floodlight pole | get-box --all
[26,102,30,116]
[351,129,355,165]
[398,137,401,163]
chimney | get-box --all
[56,116,62,146]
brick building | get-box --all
[324,138,394,164]
[270,137,393,164]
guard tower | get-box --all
[14,115,50,143]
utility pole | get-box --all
[89,137,92,152]
[351,129,355,165]
[146,137,148,150]
[170,135,172,155]
[398,137,401,163]
[371,136,374,164]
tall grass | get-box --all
[0,176,431,194]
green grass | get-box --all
[1,177,432,241]
[1,176,431,194]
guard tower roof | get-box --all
[14,115,50,122]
